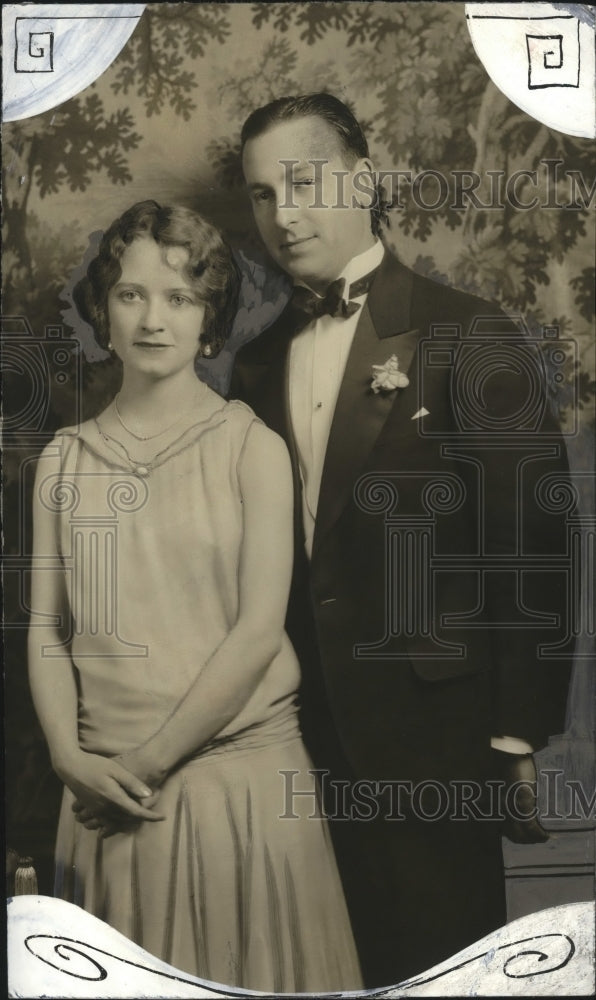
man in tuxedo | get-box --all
[230,94,572,986]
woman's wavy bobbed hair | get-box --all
[73,200,241,358]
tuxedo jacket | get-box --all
[231,251,573,785]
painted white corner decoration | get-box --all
[466,2,596,138]
[2,3,146,123]
[7,895,596,998]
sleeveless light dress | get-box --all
[45,393,361,992]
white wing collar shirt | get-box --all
[289,239,385,560]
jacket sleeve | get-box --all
[450,309,574,749]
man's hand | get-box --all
[491,749,549,844]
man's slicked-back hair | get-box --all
[240,93,390,236]
[241,93,370,163]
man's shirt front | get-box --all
[289,239,385,559]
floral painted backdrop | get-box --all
[3,2,594,893]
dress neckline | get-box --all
[62,395,236,477]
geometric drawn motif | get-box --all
[15,19,54,73]
[526,20,580,88]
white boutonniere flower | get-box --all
[371,354,410,394]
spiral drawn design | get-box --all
[406,932,576,991]
[24,934,203,990]
[25,937,108,982]
[106,478,149,514]
[22,928,578,993]
[422,476,466,515]
[354,474,400,515]
[502,934,575,979]
[536,475,579,514]
[453,345,544,431]
[38,475,81,514]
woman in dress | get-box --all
[28,200,362,992]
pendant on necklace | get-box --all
[133,465,151,478]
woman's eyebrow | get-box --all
[112,282,195,292]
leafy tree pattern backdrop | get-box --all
[3,3,594,892]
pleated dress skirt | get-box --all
[54,723,363,993]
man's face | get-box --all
[242,116,375,293]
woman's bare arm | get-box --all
[28,442,163,822]
[117,422,295,786]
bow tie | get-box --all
[288,267,379,327]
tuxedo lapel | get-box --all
[312,253,420,558]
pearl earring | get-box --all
[202,343,212,357]
[108,341,114,351]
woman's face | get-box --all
[107,236,205,381]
